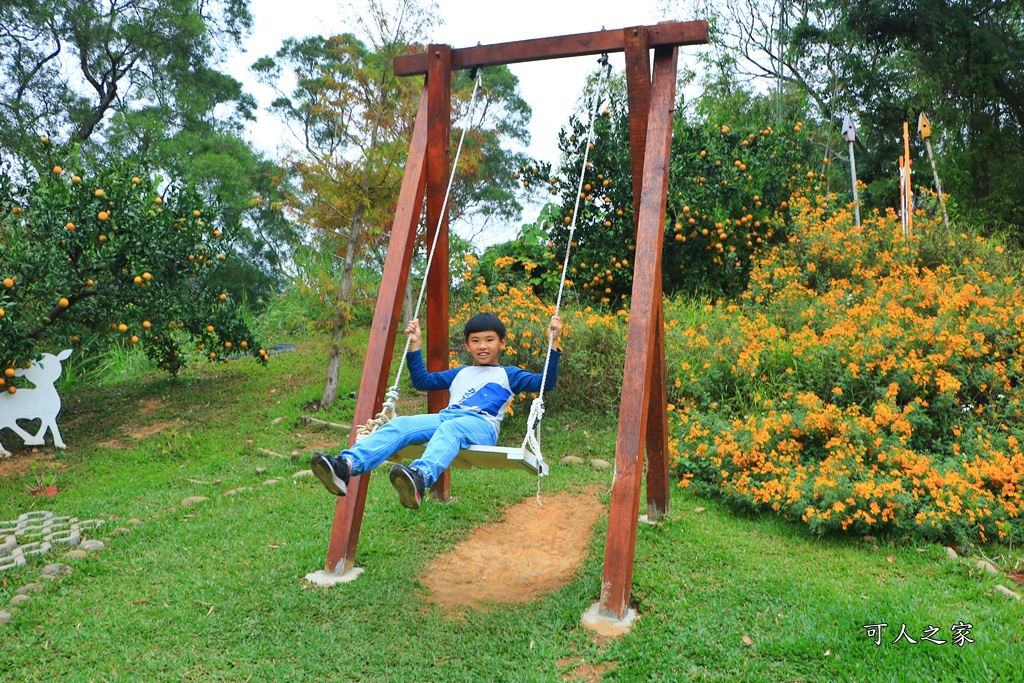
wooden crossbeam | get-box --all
[394,21,708,76]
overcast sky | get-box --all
[223,0,705,243]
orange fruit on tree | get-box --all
[218,293,227,301]
[193,210,201,217]
[240,341,248,349]
[154,197,163,205]
[72,175,81,184]
[224,341,232,349]
[130,335,139,344]
[118,323,128,333]
[5,368,15,378]
[0,308,4,318]
[132,176,141,184]
[142,320,151,329]
[198,343,205,350]
[53,165,63,174]
[97,211,109,221]
[206,325,214,333]
[6,386,15,395]
[86,279,94,287]
[208,352,216,360]
[133,276,143,285]
[58,297,69,308]
[99,234,107,242]
[3,278,13,288]
[142,272,152,281]
[213,229,221,238]
[95,189,105,198]
[66,222,75,231]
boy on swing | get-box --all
[311,312,563,509]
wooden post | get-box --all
[324,91,429,575]
[598,45,678,620]
[425,44,453,502]
[623,27,670,521]
[903,121,913,235]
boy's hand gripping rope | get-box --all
[520,54,613,499]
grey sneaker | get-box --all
[311,452,351,496]
[389,464,426,509]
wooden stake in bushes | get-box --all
[918,113,951,235]
[842,114,861,229]
[903,122,913,235]
[898,154,907,235]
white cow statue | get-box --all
[0,349,73,458]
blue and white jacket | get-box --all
[406,349,561,435]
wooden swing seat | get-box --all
[388,442,549,476]
[356,433,548,476]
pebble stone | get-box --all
[15,583,43,596]
[224,487,252,496]
[40,563,72,579]
[559,456,584,466]
[255,467,267,474]
[945,547,959,561]
[8,594,30,606]
[79,540,105,552]
[262,479,281,486]
[181,496,210,507]
[0,610,12,625]
[994,584,1021,600]
[62,549,89,560]
[292,470,314,479]
[976,559,1000,576]
[128,519,144,526]
[590,459,612,471]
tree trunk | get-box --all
[403,268,414,325]
[320,203,367,409]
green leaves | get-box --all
[0,158,264,377]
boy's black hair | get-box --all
[463,313,506,341]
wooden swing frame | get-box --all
[321,20,708,623]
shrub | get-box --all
[667,194,1024,544]
[0,154,265,379]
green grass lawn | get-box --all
[1,334,1021,682]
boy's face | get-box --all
[464,330,506,366]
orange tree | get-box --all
[539,75,820,303]
[0,153,265,384]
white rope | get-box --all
[522,55,613,503]
[359,70,485,436]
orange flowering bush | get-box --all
[451,253,627,413]
[668,194,1024,543]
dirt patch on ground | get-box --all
[126,420,178,440]
[138,398,167,417]
[557,658,617,682]
[421,490,606,609]
[0,450,56,479]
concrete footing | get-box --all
[304,567,364,586]
[580,601,638,637]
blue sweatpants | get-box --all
[340,408,497,487]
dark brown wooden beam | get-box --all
[425,44,453,502]
[623,29,671,522]
[598,45,679,621]
[395,21,707,76]
[325,90,429,575]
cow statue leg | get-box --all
[38,417,66,449]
